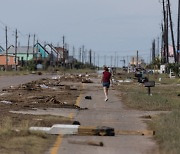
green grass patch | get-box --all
[149,110,180,154]
[0,116,67,154]
[117,83,180,111]
[148,73,180,84]
[116,73,180,153]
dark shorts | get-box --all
[102,82,110,88]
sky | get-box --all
[0,0,179,66]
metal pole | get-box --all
[15,29,18,70]
[5,26,8,71]
[33,34,35,59]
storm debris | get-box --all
[0,77,83,110]
[68,140,104,147]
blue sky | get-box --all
[0,0,178,66]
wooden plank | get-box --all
[115,130,155,136]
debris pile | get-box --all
[0,77,82,110]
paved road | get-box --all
[0,74,160,154]
[51,79,159,154]
[0,74,53,90]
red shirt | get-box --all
[102,71,111,83]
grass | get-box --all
[118,83,180,111]
[149,110,180,154]
[147,73,180,84]
[115,73,180,154]
[0,115,70,154]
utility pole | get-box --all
[73,46,75,59]
[162,0,168,64]
[104,55,106,66]
[114,52,116,67]
[33,34,35,59]
[26,34,30,63]
[177,0,180,63]
[62,35,65,66]
[166,3,169,63]
[116,54,119,68]
[167,0,177,63]
[136,50,139,67]
[152,39,156,62]
[5,26,8,71]
[98,54,99,69]
[82,45,84,64]
[110,56,112,67]
[50,43,53,66]
[79,48,81,62]
[15,29,18,70]
[157,37,160,58]
[161,23,164,63]
[93,52,95,66]
[89,50,92,65]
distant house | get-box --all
[1,43,49,63]
[35,43,49,59]
[5,46,34,62]
[0,54,17,70]
[44,44,59,64]
[54,47,69,63]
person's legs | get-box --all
[103,87,108,101]
[103,82,110,101]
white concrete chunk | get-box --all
[49,124,80,135]
[29,127,51,133]
[29,124,80,135]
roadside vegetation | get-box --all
[115,71,180,154]
[0,115,71,154]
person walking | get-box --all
[101,66,112,101]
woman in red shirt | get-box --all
[101,66,112,101]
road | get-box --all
[48,78,160,154]
[0,74,53,90]
[0,74,160,154]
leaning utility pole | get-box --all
[15,29,18,70]
[166,3,169,63]
[167,0,177,63]
[177,0,180,63]
[162,0,168,64]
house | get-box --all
[35,43,49,59]
[4,46,34,62]
[54,47,69,63]
[0,54,17,70]
[1,43,49,62]
[44,44,59,64]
